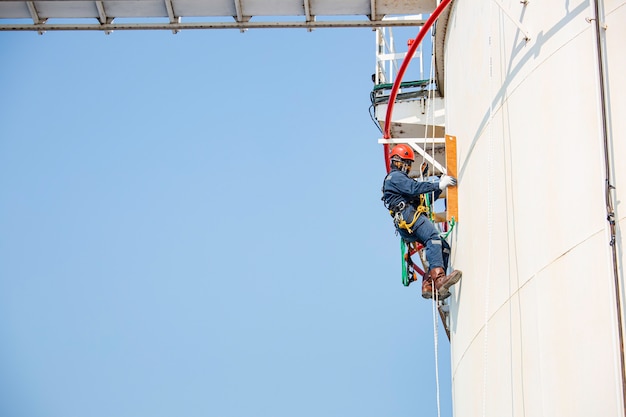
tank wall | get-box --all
[443,0,626,415]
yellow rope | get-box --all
[398,204,429,234]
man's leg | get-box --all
[412,216,444,269]
[413,216,461,297]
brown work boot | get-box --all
[423,270,452,300]
[430,267,462,297]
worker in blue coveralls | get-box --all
[381,144,462,300]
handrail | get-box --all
[373,79,431,91]
[382,0,453,173]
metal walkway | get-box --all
[0,0,435,31]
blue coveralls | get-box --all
[382,167,450,271]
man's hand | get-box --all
[439,175,457,190]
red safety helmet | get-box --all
[389,144,414,161]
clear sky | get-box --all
[0,23,452,417]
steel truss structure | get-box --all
[0,0,434,32]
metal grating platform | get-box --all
[0,0,436,31]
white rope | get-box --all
[424,22,445,237]
[482,2,495,416]
[416,17,440,180]
[427,34,438,174]
[432,289,442,417]
[424,6,446,415]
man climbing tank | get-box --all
[381,144,461,299]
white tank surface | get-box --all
[439,0,625,415]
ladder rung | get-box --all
[378,137,446,144]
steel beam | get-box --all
[26,1,42,24]
[234,0,243,22]
[0,19,427,32]
[96,1,106,24]
[26,1,47,34]
[164,0,180,34]
[95,1,114,34]
[303,0,314,32]
[378,138,447,174]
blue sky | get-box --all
[0,25,452,417]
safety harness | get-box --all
[389,194,430,234]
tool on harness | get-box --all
[389,195,430,234]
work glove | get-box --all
[438,175,457,190]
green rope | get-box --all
[401,239,410,287]
[441,217,456,240]
[424,192,434,221]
